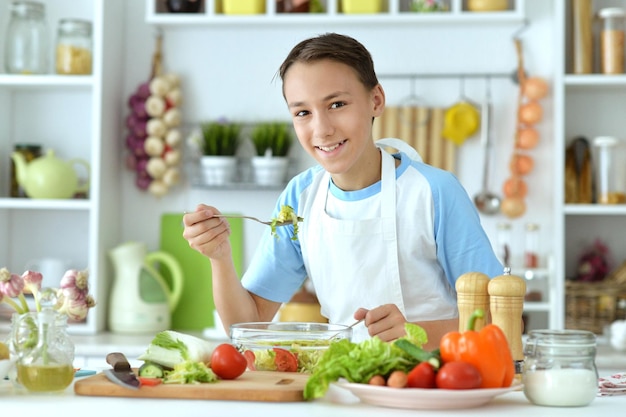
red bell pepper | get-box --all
[439,309,514,388]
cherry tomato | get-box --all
[435,361,482,390]
[138,376,162,387]
[210,343,247,380]
[407,362,436,389]
[243,350,256,371]
[273,348,298,372]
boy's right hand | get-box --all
[182,204,232,260]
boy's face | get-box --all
[283,59,385,189]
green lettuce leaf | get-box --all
[303,323,435,400]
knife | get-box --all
[104,352,141,390]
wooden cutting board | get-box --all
[74,370,309,402]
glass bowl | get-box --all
[230,322,352,373]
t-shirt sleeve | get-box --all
[240,175,309,303]
[429,169,504,287]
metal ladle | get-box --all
[473,78,502,215]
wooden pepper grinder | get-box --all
[455,272,490,332]
[488,267,526,372]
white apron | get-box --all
[300,145,405,342]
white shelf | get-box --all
[564,74,626,86]
[524,302,551,312]
[145,0,525,26]
[0,75,94,89]
[0,0,125,335]
[555,0,626,333]
[564,204,626,216]
[0,198,92,210]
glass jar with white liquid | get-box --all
[522,329,598,407]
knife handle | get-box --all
[106,352,131,372]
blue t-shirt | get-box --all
[242,152,503,310]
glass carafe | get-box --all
[11,291,74,392]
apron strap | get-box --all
[376,138,423,162]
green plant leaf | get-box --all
[251,122,293,157]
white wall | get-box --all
[119,1,556,271]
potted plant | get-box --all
[198,119,241,185]
[250,121,293,185]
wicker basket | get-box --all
[565,261,626,334]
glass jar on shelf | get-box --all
[55,19,92,75]
[524,223,540,268]
[592,136,626,204]
[598,7,625,75]
[3,1,48,74]
[496,222,512,268]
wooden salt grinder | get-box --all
[455,272,490,332]
[488,268,526,365]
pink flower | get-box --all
[22,270,43,294]
[0,267,25,298]
[0,266,95,319]
[58,294,96,321]
[60,269,89,291]
[61,285,86,301]
[59,269,76,289]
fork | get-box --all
[328,319,364,340]
[212,214,302,227]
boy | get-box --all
[183,33,502,348]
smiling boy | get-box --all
[183,33,502,349]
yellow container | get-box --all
[222,0,266,15]
[467,0,508,12]
[342,0,382,14]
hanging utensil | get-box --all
[442,77,480,146]
[473,77,502,215]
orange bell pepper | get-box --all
[440,309,514,388]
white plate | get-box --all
[334,381,521,410]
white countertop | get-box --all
[1,379,625,416]
[2,331,625,414]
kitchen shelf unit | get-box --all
[0,0,125,334]
[146,0,525,25]
[553,0,626,332]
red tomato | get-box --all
[210,343,247,380]
[407,362,436,389]
[243,350,256,371]
[138,376,162,387]
[273,348,298,372]
[436,361,482,390]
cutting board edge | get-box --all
[74,371,308,402]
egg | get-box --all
[509,153,534,176]
[523,77,549,100]
[517,126,540,149]
[503,176,528,198]
[519,101,543,125]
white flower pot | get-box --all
[199,156,237,185]
[251,156,289,186]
